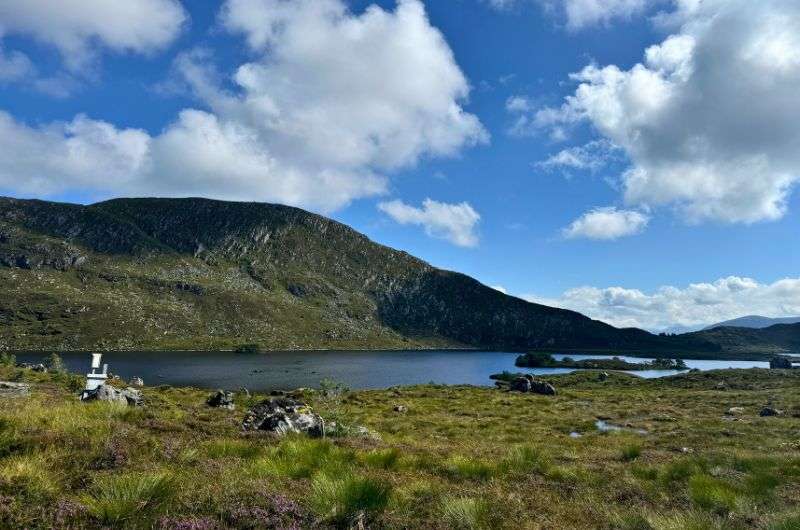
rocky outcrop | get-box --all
[80,385,143,406]
[242,398,324,437]
[759,406,784,417]
[207,390,235,410]
[509,375,556,395]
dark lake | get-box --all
[14,350,774,392]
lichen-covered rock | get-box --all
[81,385,143,407]
[207,390,235,410]
[130,377,145,387]
[242,398,324,437]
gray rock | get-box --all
[510,377,532,393]
[726,407,745,415]
[0,381,30,398]
[130,377,144,387]
[81,385,143,407]
[770,356,793,369]
[393,405,407,413]
[207,390,235,410]
[510,375,556,395]
[242,398,324,437]
[759,406,784,417]
[598,372,609,381]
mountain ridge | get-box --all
[703,315,800,331]
[0,196,772,356]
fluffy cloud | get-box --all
[0,0,187,71]
[535,0,800,224]
[526,276,800,332]
[562,207,649,240]
[378,198,481,247]
[0,112,151,195]
[0,0,485,212]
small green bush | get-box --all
[309,473,391,527]
[440,496,491,529]
[44,353,65,373]
[621,444,642,462]
[0,352,16,366]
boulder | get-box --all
[759,406,784,417]
[770,356,793,369]
[393,405,408,413]
[81,385,143,407]
[242,398,324,437]
[510,375,556,395]
[510,377,531,393]
[130,377,144,387]
[207,390,235,410]
[726,407,745,415]
[598,372,609,381]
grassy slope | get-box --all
[2,365,799,529]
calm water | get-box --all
[14,350,774,392]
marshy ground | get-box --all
[1,364,799,529]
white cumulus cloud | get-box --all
[0,0,187,71]
[562,207,649,240]
[525,276,800,332]
[535,0,800,224]
[0,0,486,213]
[378,198,481,247]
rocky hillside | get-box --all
[0,196,720,353]
[687,323,800,355]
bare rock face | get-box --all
[207,390,235,410]
[80,385,143,407]
[242,398,324,437]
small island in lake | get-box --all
[513,352,689,371]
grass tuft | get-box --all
[82,472,175,525]
[688,474,739,515]
[309,473,391,526]
[440,496,492,529]
[621,444,642,462]
[442,455,495,481]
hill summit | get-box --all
[0,196,714,353]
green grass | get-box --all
[1,366,800,528]
[688,475,740,514]
[440,496,492,529]
[621,444,643,461]
[309,473,392,526]
[81,472,174,525]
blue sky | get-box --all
[0,0,799,331]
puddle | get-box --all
[595,420,648,435]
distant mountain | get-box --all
[703,315,800,330]
[1,196,720,354]
[687,323,800,355]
